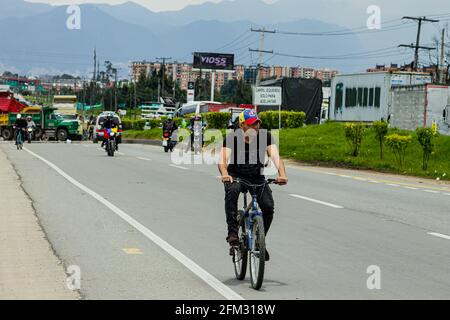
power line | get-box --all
[399,16,439,70]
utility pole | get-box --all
[93,48,97,82]
[250,28,276,87]
[440,28,446,84]
[400,16,439,70]
[156,57,172,102]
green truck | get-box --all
[1,106,81,141]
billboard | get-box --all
[193,52,234,71]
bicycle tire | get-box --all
[233,210,248,281]
[249,215,265,290]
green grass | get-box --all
[122,129,162,140]
[123,123,450,180]
[279,122,450,181]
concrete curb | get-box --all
[122,139,161,146]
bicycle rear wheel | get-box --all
[249,215,265,290]
[233,211,248,281]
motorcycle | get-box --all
[104,128,118,157]
[162,130,176,153]
[27,127,35,144]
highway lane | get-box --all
[1,141,450,299]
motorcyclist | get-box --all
[101,114,119,150]
[13,114,28,145]
[26,116,37,143]
[162,115,178,137]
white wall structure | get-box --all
[330,72,432,122]
[390,85,450,135]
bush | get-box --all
[385,134,412,169]
[416,127,438,170]
[259,111,306,129]
[373,120,389,159]
[203,112,232,129]
[122,119,147,130]
[344,123,365,157]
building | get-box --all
[330,71,433,122]
[315,69,338,83]
[390,84,450,135]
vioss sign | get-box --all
[253,87,282,106]
[193,52,234,71]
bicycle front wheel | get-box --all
[233,211,248,281]
[249,215,265,290]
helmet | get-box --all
[167,115,173,120]
[17,114,21,119]
[27,116,32,120]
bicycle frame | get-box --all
[241,190,263,253]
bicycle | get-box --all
[15,128,25,150]
[230,178,278,290]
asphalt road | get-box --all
[1,141,450,300]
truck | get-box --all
[53,95,77,116]
[1,106,82,141]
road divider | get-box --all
[289,194,344,209]
[22,147,244,301]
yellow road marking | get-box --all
[287,165,450,192]
[122,248,143,255]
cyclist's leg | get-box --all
[256,185,275,236]
[224,181,242,241]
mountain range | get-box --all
[0,0,445,76]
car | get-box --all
[93,112,123,144]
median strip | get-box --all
[289,194,344,209]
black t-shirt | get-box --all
[15,118,28,129]
[223,129,274,178]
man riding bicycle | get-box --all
[218,109,288,261]
[14,114,28,145]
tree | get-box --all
[373,120,389,159]
[219,79,252,104]
[416,128,438,171]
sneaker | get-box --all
[226,233,239,246]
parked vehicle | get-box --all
[1,107,81,142]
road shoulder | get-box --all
[0,146,79,300]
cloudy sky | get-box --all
[26,0,276,12]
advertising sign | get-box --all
[193,52,234,71]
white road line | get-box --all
[368,180,381,184]
[289,194,344,209]
[137,157,152,161]
[387,184,400,187]
[23,147,243,301]
[423,190,440,194]
[428,232,450,240]
[444,193,450,196]
[169,164,189,170]
[404,186,419,190]
[353,177,367,181]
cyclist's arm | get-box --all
[267,144,288,185]
[218,147,233,183]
